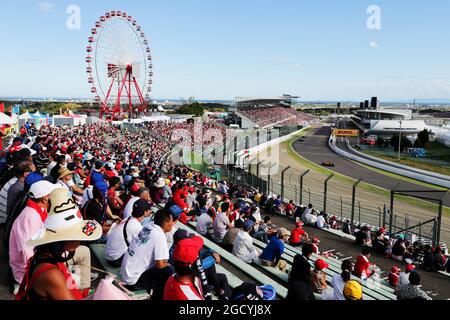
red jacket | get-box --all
[289,227,305,244]
[354,254,371,279]
[163,275,204,300]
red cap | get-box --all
[406,264,416,272]
[391,266,400,273]
[130,183,140,193]
[296,222,304,228]
[172,236,204,265]
[315,259,329,270]
[313,237,320,243]
[379,228,386,234]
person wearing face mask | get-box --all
[15,188,102,300]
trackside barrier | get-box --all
[329,136,450,188]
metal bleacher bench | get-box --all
[178,222,289,299]
[89,243,150,300]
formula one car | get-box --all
[322,161,335,167]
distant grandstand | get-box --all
[229,96,316,129]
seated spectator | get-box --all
[107,176,124,217]
[105,199,151,267]
[260,228,291,272]
[16,191,102,300]
[343,280,363,301]
[434,246,446,271]
[311,237,321,254]
[342,219,352,235]
[372,228,389,255]
[315,211,329,229]
[284,200,296,217]
[399,264,416,285]
[221,219,243,253]
[329,215,338,230]
[233,220,261,263]
[252,216,272,244]
[391,236,408,262]
[169,230,231,300]
[287,280,316,301]
[120,210,175,300]
[396,271,432,300]
[355,225,372,247]
[289,222,308,247]
[9,181,59,285]
[213,202,233,243]
[331,260,353,300]
[353,247,375,280]
[196,207,215,239]
[310,259,333,300]
[388,266,400,287]
[289,243,314,284]
[163,236,206,300]
[123,185,149,219]
[302,204,316,225]
[422,245,436,272]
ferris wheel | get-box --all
[86,10,153,119]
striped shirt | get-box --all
[0,177,18,224]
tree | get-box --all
[376,136,385,148]
[417,129,430,148]
[390,134,412,152]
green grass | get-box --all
[362,150,450,177]
[425,141,450,162]
[283,130,450,217]
[354,160,447,191]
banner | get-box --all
[12,105,20,114]
[332,129,359,137]
[0,103,4,114]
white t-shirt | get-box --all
[105,217,143,261]
[196,213,213,236]
[0,177,18,223]
[232,231,259,263]
[316,216,327,229]
[82,186,94,208]
[165,224,179,247]
[213,212,230,242]
[399,272,410,285]
[331,274,346,300]
[120,224,169,285]
[123,196,139,219]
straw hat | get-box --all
[27,188,102,247]
[58,167,74,179]
[154,178,165,188]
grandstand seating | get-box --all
[239,107,316,128]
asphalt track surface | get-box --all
[292,126,450,207]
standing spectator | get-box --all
[396,271,432,300]
[120,210,175,300]
[331,260,353,300]
[422,245,436,272]
[259,228,290,271]
[289,243,314,284]
[342,219,352,235]
[233,220,260,263]
[434,246,446,271]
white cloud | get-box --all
[369,41,379,48]
[38,2,54,13]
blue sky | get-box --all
[1,0,450,102]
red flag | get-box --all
[0,103,4,114]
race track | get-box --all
[292,126,450,207]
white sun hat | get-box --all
[27,188,102,247]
